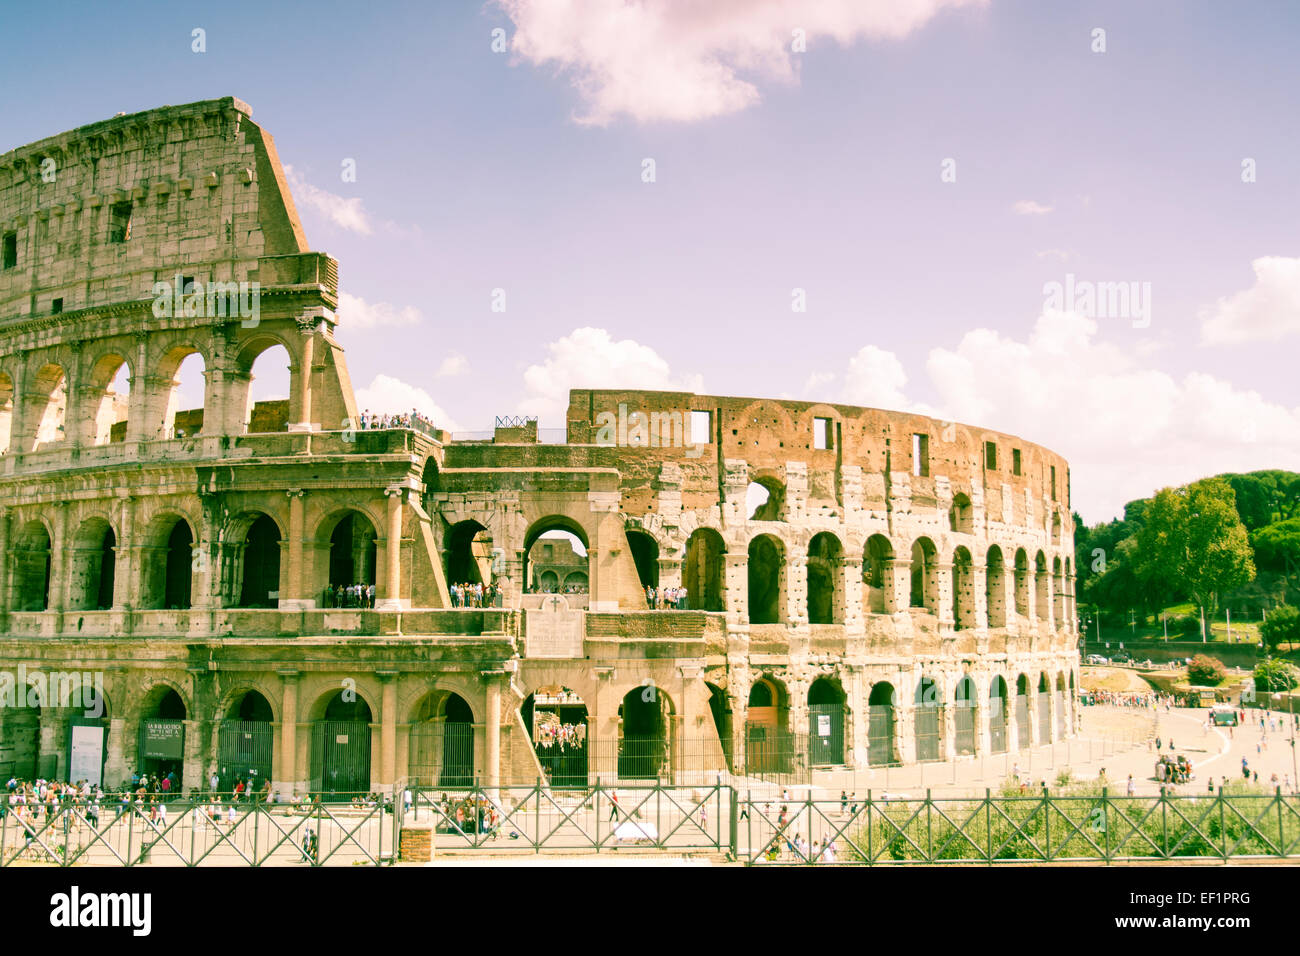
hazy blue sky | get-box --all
[4,0,1298,522]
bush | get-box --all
[1254,658,1299,693]
[1171,614,1202,638]
[1260,605,1300,652]
[1188,654,1227,686]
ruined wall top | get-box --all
[565,387,1073,516]
[0,97,309,327]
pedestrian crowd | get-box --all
[450,581,500,607]
[645,585,689,609]
[324,582,375,608]
[357,408,437,436]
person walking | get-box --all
[608,790,620,823]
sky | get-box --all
[3,0,1298,523]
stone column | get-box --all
[125,332,150,443]
[884,557,907,614]
[276,671,299,796]
[656,557,681,591]
[934,561,954,628]
[7,354,27,453]
[38,708,69,779]
[376,486,405,611]
[481,669,503,792]
[0,508,10,620]
[287,321,317,432]
[280,489,308,609]
[839,554,861,628]
[785,551,806,625]
[722,552,748,627]
[49,502,69,621]
[378,671,397,794]
[972,562,988,629]
[112,496,135,610]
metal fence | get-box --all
[0,792,397,867]
[403,780,727,854]
[738,788,1300,865]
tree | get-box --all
[1260,604,1300,652]
[1187,654,1226,686]
[1253,658,1298,694]
[1251,518,1300,576]
[1136,479,1256,631]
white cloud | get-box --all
[803,370,836,396]
[338,291,422,330]
[1013,200,1053,216]
[841,344,923,412]
[498,0,985,125]
[354,373,461,432]
[816,310,1300,522]
[520,327,703,422]
[1035,248,1070,262]
[437,354,469,377]
[1198,255,1300,345]
[283,165,373,235]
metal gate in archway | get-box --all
[311,721,371,797]
[1015,696,1031,749]
[217,720,274,783]
[914,706,941,762]
[807,704,844,766]
[867,705,894,765]
[988,700,1008,754]
[953,703,976,756]
[1055,692,1067,738]
[1037,694,1051,744]
[407,723,475,787]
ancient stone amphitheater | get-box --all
[0,98,1079,796]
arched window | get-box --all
[747,534,785,624]
[806,532,843,624]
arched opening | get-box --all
[683,528,725,611]
[12,519,52,611]
[1,699,41,778]
[522,686,587,787]
[325,511,378,601]
[1034,552,1049,621]
[1014,548,1030,618]
[241,341,292,433]
[69,518,116,610]
[162,349,206,439]
[747,534,785,624]
[0,370,13,453]
[1052,556,1065,623]
[1037,673,1052,744]
[138,687,187,789]
[705,682,734,772]
[985,545,1006,628]
[867,682,897,765]
[236,514,281,608]
[806,532,843,624]
[909,537,938,612]
[807,678,846,766]
[989,676,1009,754]
[1015,674,1031,750]
[28,363,67,451]
[445,519,492,591]
[523,518,589,595]
[618,685,673,780]
[564,570,588,589]
[1055,672,1068,739]
[953,675,977,756]
[952,546,974,629]
[862,534,894,614]
[409,690,477,788]
[311,691,373,797]
[217,690,275,790]
[949,492,973,534]
[625,528,660,591]
[86,353,131,445]
[140,515,194,610]
[914,677,942,762]
[746,476,785,521]
[420,457,440,512]
[745,677,791,774]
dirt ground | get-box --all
[1080,665,1159,694]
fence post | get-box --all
[1101,787,1110,864]
[728,780,737,858]
[1219,788,1227,861]
[985,789,992,865]
[1278,786,1285,860]
[536,778,543,854]
[926,789,932,862]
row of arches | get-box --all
[0,338,293,454]
[620,524,1074,628]
[6,507,377,612]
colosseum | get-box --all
[0,98,1079,797]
